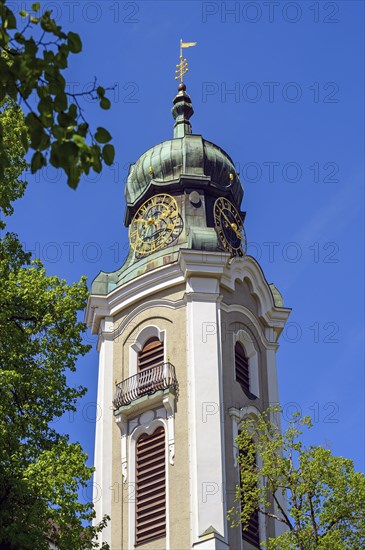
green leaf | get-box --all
[38,132,50,151]
[20,130,29,151]
[24,38,38,55]
[57,112,72,128]
[50,142,61,167]
[14,32,25,44]
[57,105,77,128]
[91,146,102,173]
[72,134,86,148]
[39,111,53,129]
[4,8,17,29]
[40,12,59,35]
[68,104,77,120]
[54,93,67,112]
[38,96,53,115]
[97,86,105,98]
[94,127,112,144]
[58,141,78,161]
[93,156,102,173]
[52,125,65,140]
[100,97,111,110]
[77,123,89,137]
[66,165,81,189]
[31,151,46,173]
[55,43,69,70]
[102,144,115,166]
[29,125,49,150]
[43,50,54,63]
[31,2,41,10]
[67,32,82,54]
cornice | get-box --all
[178,248,229,276]
[220,303,276,350]
[113,298,185,342]
[86,261,185,334]
[221,255,291,339]
[86,250,291,339]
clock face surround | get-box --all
[213,197,246,257]
[129,194,180,256]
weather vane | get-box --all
[175,39,197,83]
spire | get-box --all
[172,39,197,138]
[172,82,194,138]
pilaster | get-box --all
[181,251,230,549]
[93,317,114,546]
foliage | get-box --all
[228,406,365,549]
[0,90,109,550]
[0,97,27,223]
[0,0,115,189]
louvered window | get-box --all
[240,442,260,548]
[235,342,250,394]
[136,427,166,545]
[242,504,260,547]
[137,337,164,396]
[138,337,164,371]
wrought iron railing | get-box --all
[113,362,178,409]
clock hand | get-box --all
[218,208,242,240]
[156,209,176,223]
[143,227,168,242]
[231,223,243,240]
[218,207,233,227]
[158,210,167,220]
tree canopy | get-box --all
[0,42,109,550]
[0,97,27,220]
[0,0,114,189]
[0,234,108,549]
[229,406,365,549]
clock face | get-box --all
[213,197,247,257]
[129,194,181,256]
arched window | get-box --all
[138,337,164,372]
[135,426,166,545]
[235,341,250,394]
[136,337,165,396]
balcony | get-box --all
[113,362,178,410]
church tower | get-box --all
[86,76,291,550]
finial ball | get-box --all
[178,82,186,92]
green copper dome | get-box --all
[124,84,243,225]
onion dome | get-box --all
[124,83,243,225]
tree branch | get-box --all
[272,489,294,531]
[265,470,294,531]
[308,491,318,543]
[323,514,346,536]
[259,508,290,525]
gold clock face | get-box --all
[213,197,247,257]
[129,194,180,256]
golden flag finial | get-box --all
[175,38,197,83]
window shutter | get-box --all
[243,505,260,547]
[138,337,164,371]
[136,426,166,545]
[235,342,250,393]
[239,441,260,548]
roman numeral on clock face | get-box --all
[213,197,246,257]
[129,194,181,256]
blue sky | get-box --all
[5,0,364,485]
